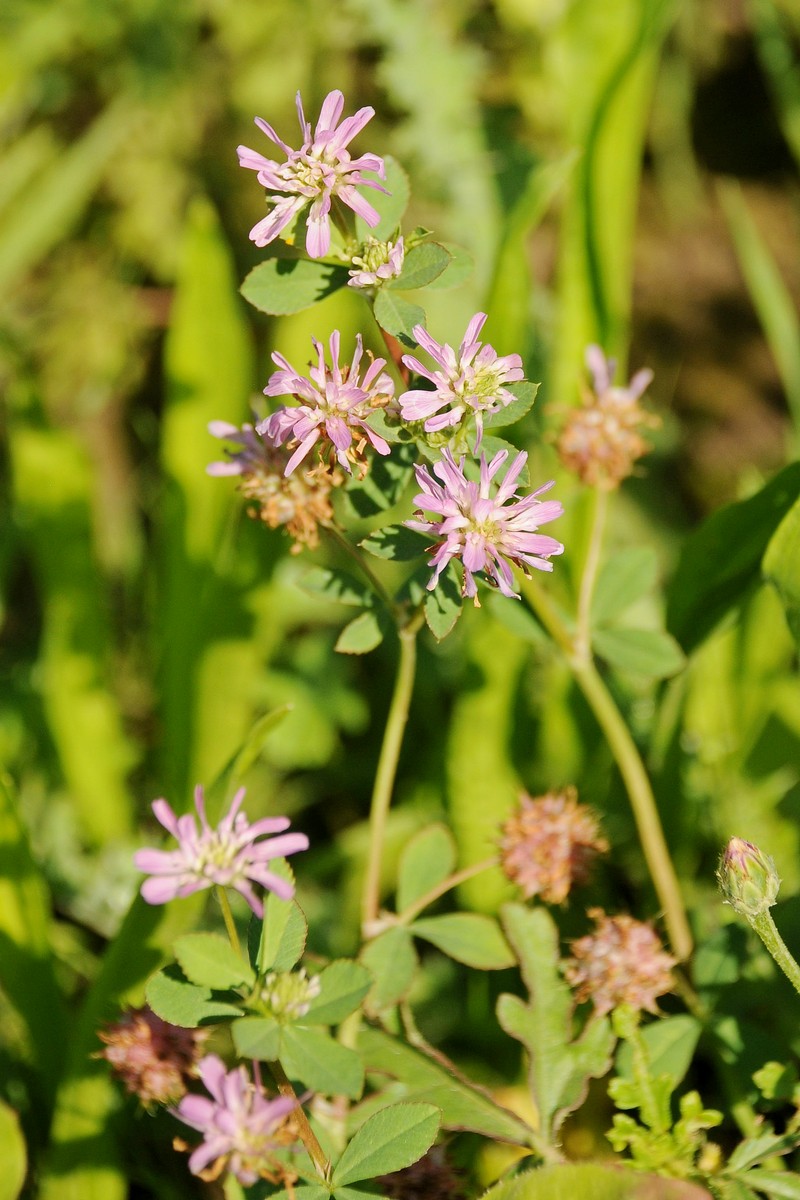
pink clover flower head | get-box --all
[405,447,564,603]
[585,344,653,406]
[563,908,676,1016]
[134,786,308,918]
[258,331,394,475]
[348,235,405,289]
[173,1055,298,1185]
[399,313,524,450]
[237,89,387,258]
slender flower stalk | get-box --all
[574,487,608,662]
[361,623,420,934]
[717,839,800,995]
[522,577,693,960]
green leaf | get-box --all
[145,964,243,1027]
[666,463,800,653]
[281,1025,364,1099]
[335,611,384,655]
[592,547,659,626]
[355,156,410,241]
[728,1131,800,1172]
[0,777,68,1103]
[305,960,373,1026]
[389,242,451,291]
[396,824,457,914]
[240,255,350,315]
[763,493,800,648]
[344,443,416,518]
[373,290,425,346]
[592,626,685,679]
[411,913,515,970]
[355,1026,532,1144]
[297,567,372,608]
[360,526,427,562]
[174,933,255,990]
[498,904,615,1140]
[360,927,419,1015]
[736,1170,800,1198]
[615,1015,701,1091]
[332,1190,386,1200]
[424,564,463,641]
[257,872,308,973]
[231,1015,281,1062]
[719,180,800,438]
[331,1103,440,1187]
[483,382,540,431]
[480,1163,708,1200]
[0,1099,26,1200]
[423,243,474,291]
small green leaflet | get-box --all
[330,1103,440,1187]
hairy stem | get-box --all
[216,887,242,957]
[324,524,398,617]
[752,909,800,997]
[268,1059,330,1181]
[523,578,693,961]
[361,624,419,933]
[575,487,608,662]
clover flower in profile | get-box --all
[564,908,676,1016]
[259,331,394,475]
[406,447,564,603]
[499,788,608,905]
[717,837,780,920]
[399,313,524,450]
[207,419,342,552]
[348,235,405,289]
[557,345,658,489]
[173,1055,299,1185]
[238,89,386,258]
[134,786,308,918]
[98,1006,206,1108]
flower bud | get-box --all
[717,837,780,919]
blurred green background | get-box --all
[3,0,800,1195]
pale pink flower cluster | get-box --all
[134,786,308,918]
[259,331,394,475]
[238,90,386,258]
[173,1055,297,1184]
[564,909,676,1016]
[406,448,564,602]
[399,313,523,450]
[348,236,405,289]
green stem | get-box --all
[752,909,800,996]
[216,886,241,957]
[361,624,419,934]
[523,578,693,961]
[575,487,608,663]
[398,856,498,925]
[324,524,398,617]
[267,1058,330,1181]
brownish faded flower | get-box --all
[499,787,608,904]
[378,1146,467,1200]
[208,420,343,553]
[556,345,658,489]
[564,909,676,1016]
[97,1006,206,1107]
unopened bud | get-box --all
[717,837,780,919]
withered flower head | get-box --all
[97,1005,205,1107]
[499,787,608,904]
[207,419,342,553]
[556,345,658,489]
[564,908,676,1016]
